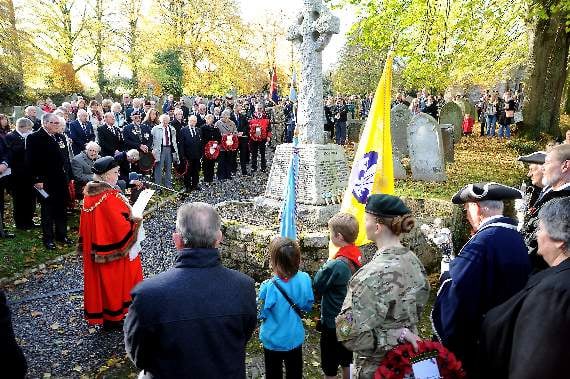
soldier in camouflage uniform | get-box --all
[335,194,430,379]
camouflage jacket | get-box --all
[335,246,429,357]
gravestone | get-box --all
[440,124,455,162]
[391,104,411,156]
[393,157,407,179]
[287,0,340,144]
[12,106,24,120]
[408,113,446,182]
[35,106,44,119]
[439,102,463,142]
[347,119,363,143]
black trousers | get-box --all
[250,140,266,171]
[202,157,216,182]
[12,176,36,229]
[229,150,238,174]
[264,346,303,379]
[183,158,201,189]
[0,176,8,224]
[40,196,67,243]
[217,151,232,180]
[239,138,250,174]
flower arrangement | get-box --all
[420,218,454,264]
[374,341,466,379]
[221,133,239,151]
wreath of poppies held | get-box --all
[249,122,268,141]
[374,341,466,379]
[204,141,220,160]
[221,133,239,151]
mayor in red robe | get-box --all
[78,156,143,327]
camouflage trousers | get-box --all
[353,352,383,379]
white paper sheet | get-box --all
[131,189,155,219]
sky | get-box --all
[237,0,356,71]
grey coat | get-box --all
[71,151,98,184]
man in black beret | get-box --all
[431,182,531,376]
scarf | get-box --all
[334,244,363,267]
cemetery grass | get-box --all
[395,135,527,200]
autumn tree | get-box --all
[0,0,24,105]
[331,40,385,94]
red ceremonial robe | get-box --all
[79,181,143,325]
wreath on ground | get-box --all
[374,341,466,379]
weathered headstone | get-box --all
[391,104,411,156]
[12,106,24,120]
[347,119,363,143]
[393,156,407,179]
[439,102,463,142]
[287,0,340,144]
[408,113,446,182]
[440,124,455,162]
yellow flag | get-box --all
[337,55,394,247]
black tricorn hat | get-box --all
[451,182,522,204]
[92,156,119,175]
[517,151,546,164]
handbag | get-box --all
[271,278,304,318]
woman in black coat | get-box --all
[479,197,570,379]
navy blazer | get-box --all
[97,124,123,157]
[178,126,202,160]
[123,123,152,152]
[68,120,95,155]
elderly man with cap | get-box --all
[522,144,570,271]
[79,156,144,329]
[335,194,429,379]
[431,182,531,377]
[517,151,546,216]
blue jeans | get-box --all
[498,123,511,138]
[335,121,347,145]
[154,146,173,188]
[486,115,497,136]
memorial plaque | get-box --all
[439,102,463,142]
[265,144,349,205]
[391,104,411,156]
[408,113,446,182]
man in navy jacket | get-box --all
[124,202,257,378]
[178,115,202,191]
[431,182,531,376]
[68,109,95,155]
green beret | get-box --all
[365,194,411,217]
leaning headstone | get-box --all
[12,106,24,120]
[391,104,411,156]
[347,119,363,143]
[440,124,455,162]
[439,102,463,142]
[408,113,446,182]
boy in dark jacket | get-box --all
[313,213,363,379]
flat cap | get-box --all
[451,182,522,204]
[517,151,546,164]
[92,156,119,175]
[365,194,411,217]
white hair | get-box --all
[85,141,100,151]
[111,102,122,112]
[126,149,140,161]
[77,109,88,117]
[176,202,221,248]
[16,117,33,130]
[159,114,170,122]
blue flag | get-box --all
[279,137,300,240]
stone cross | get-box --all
[287,0,339,144]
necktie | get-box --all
[164,126,170,146]
[190,127,194,138]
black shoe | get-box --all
[57,237,74,246]
[102,319,124,331]
[44,241,56,250]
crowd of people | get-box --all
[0,93,286,249]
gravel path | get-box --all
[4,153,275,378]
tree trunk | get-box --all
[522,8,569,139]
[94,0,105,93]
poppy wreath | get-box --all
[374,340,466,379]
[221,133,239,151]
[204,141,220,160]
[249,122,268,141]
